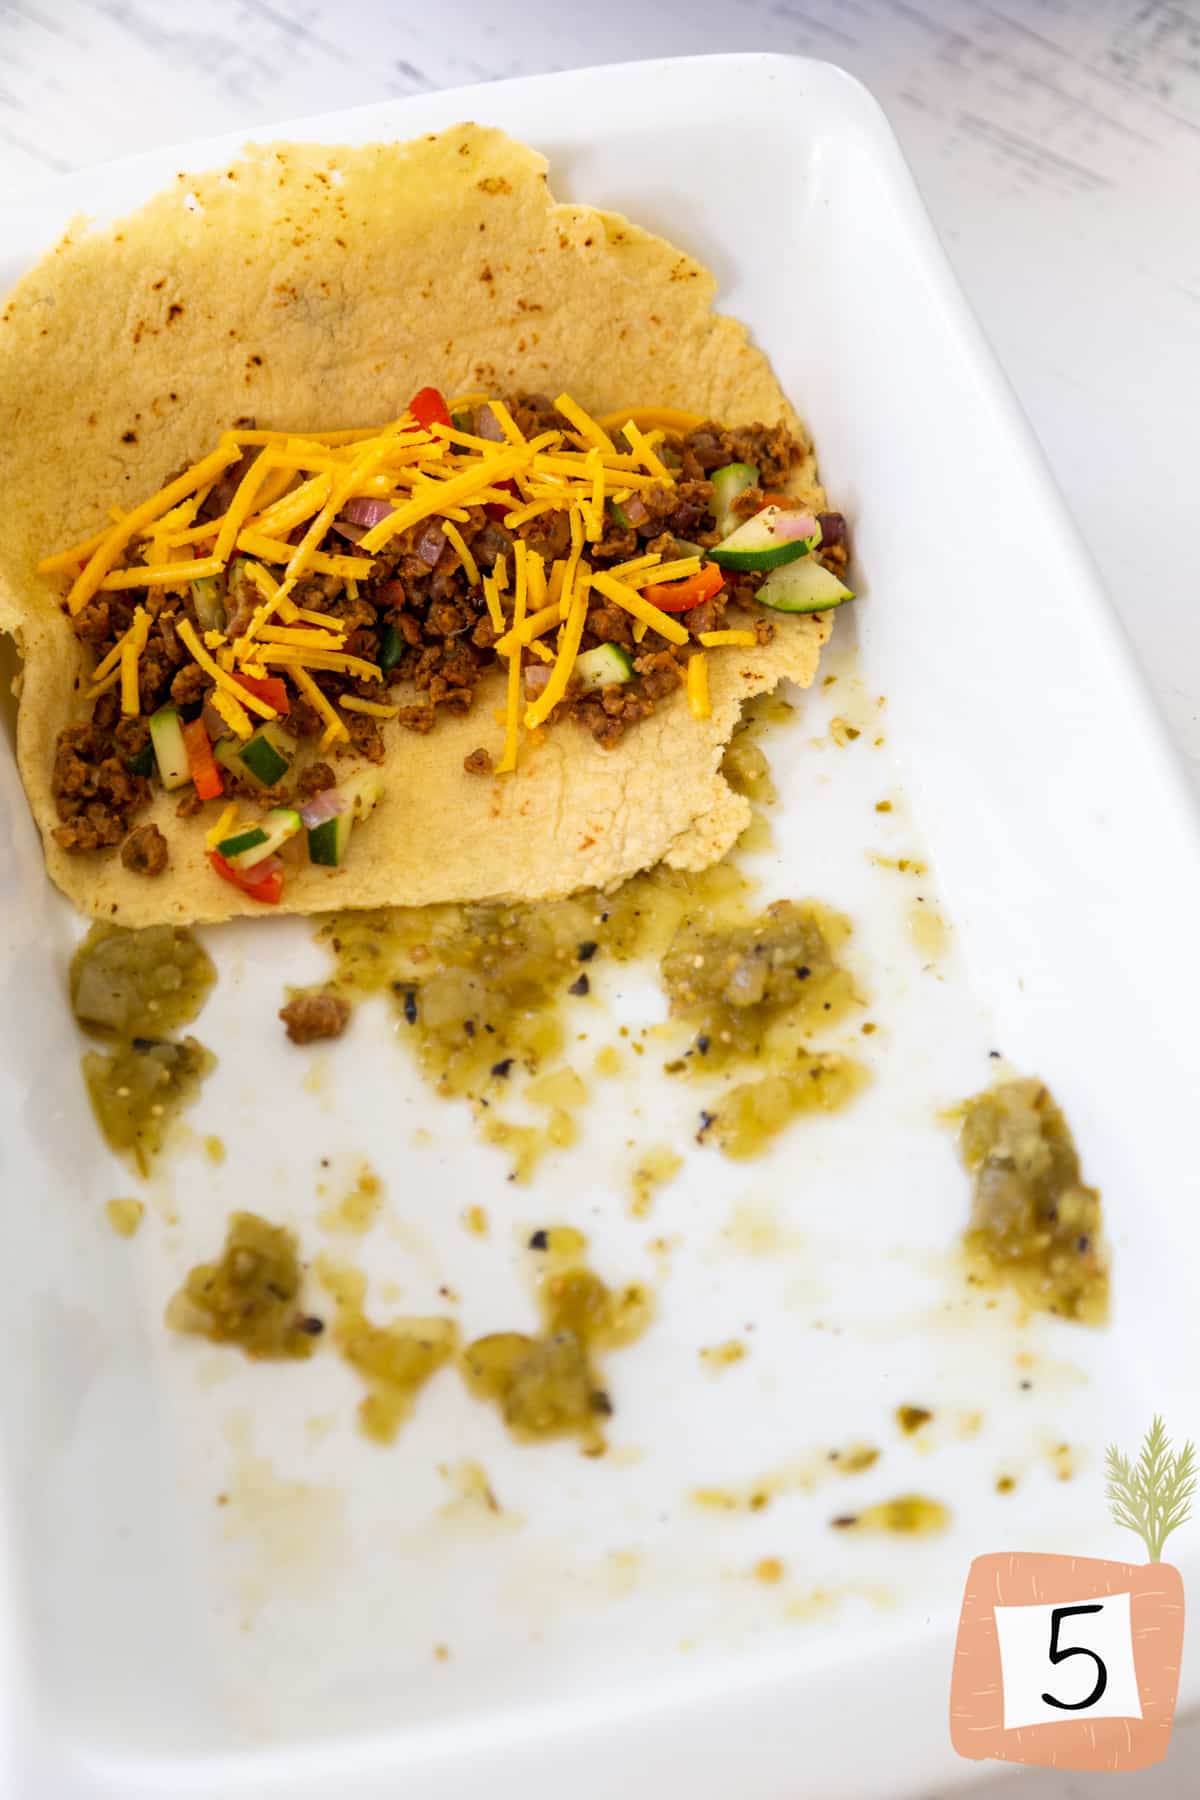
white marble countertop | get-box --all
[1,2,1198,1794]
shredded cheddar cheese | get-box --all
[699,629,757,648]
[554,393,616,454]
[258,646,382,682]
[99,554,223,591]
[119,641,141,716]
[687,651,711,720]
[597,407,705,435]
[214,449,276,564]
[525,573,590,729]
[441,520,479,587]
[205,803,240,850]
[86,666,123,699]
[632,556,702,588]
[608,552,663,581]
[38,522,119,576]
[495,556,528,776]
[482,573,504,632]
[526,550,547,611]
[210,684,254,741]
[560,506,586,621]
[236,532,374,579]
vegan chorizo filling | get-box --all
[40,392,851,911]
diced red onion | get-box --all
[816,511,846,548]
[202,701,227,742]
[241,853,284,887]
[622,494,649,527]
[416,522,446,567]
[524,664,552,700]
[475,404,505,442]
[331,518,367,544]
[299,788,347,830]
[766,508,819,543]
[341,497,395,529]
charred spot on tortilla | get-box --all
[0,125,853,926]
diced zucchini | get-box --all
[125,742,155,778]
[213,722,293,787]
[227,807,301,870]
[607,496,632,531]
[575,643,635,692]
[235,723,293,787]
[709,506,819,574]
[756,559,854,614]
[451,410,474,434]
[307,770,384,868]
[307,814,352,869]
[190,575,225,633]
[148,705,190,791]
[710,462,758,539]
[216,826,269,860]
[379,623,404,674]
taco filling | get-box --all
[42,390,850,903]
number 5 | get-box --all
[1041,1604,1109,1711]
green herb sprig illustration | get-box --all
[1106,1416,1196,1562]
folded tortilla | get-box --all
[0,124,829,925]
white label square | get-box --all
[994,1592,1143,1730]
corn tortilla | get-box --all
[0,124,830,925]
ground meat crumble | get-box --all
[120,822,169,875]
[279,990,352,1045]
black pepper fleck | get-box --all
[577,941,598,961]
[569,974,590,997]
[491,1058,514,1079]
[528,1229,549,1251]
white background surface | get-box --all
[1,4,1198,1797]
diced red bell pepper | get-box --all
[234,672,290,715]
[209,850,284,904]
[642,562,725,614]
[181,717,224,801]
[485,478,518,522]
[409,386,452,431]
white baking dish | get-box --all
[1,53,1198,1799]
